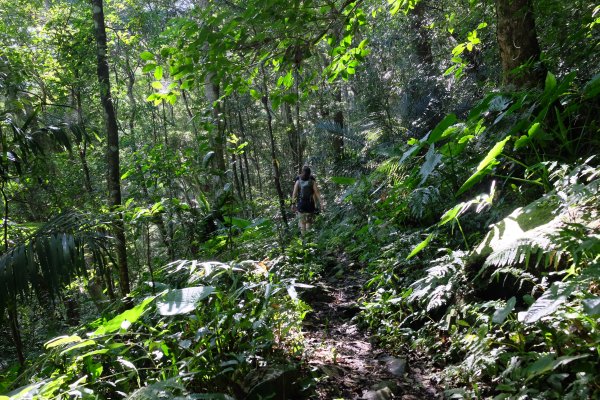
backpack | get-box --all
[298,178,315,212]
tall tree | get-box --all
[495,0,546,87]
[91,0,130,298]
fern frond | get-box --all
[407,250,467,310]
[484,237,562,270]
[409,186,440,219]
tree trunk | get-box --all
[236,107,255,211]
[7,303,25,366]
[411,1,434,70]
[73,83,94,194]
[92,0,130,298]
[496,0,546,87]
[261,66,289,228]
[332,90,344,162]
[205,73,227,172]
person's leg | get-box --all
[304,214,314,233]
[298,213,307,235]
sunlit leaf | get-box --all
[157,286,215,316]
[45,335,82,349]
[407,233,434,259]
[140,51,154,61]
[457,135,511,196]
[523,282,574,323]
[492,297,516,324]
[582,297,600,315]
[93,296,155,336]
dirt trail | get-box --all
[301,262,442,399]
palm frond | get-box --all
[0,212,110,313]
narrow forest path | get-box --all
[300,260,442,399]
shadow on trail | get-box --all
[300,260,442,400]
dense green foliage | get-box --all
[1,0,599,398]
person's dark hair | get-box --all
[301,165,311,180]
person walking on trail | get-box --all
[291,165,323,235]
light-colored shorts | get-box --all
[298,212,315,224]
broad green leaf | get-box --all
[474,135,511,173]
[249,89,261,100]
[121,169,134,181]
[419,145,442,184]
[525,353,588,381]
[457,135,511,196]
[514,123,542,150]
[45,335,82,349]
[492,297,516,324]
[583,72,600,98]
[526,354,555,378]
[157,286,215,316]
[142,63,156,73]
[60,340,96,355]
[427,114,457,144]
[140,51,154,61]
[203,151,215,168]
[523,282,574,323]
[582,297,600,315]
[93,296,155,336]
[154,66,163,80]
[544,71,557,94]
[407,233,434,259]
[151,81,163,90]
[330,176,356,185]
[225,216,251,229]
[439,204,462,226]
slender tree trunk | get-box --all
[496,0,546,87]
[92,0,130,298]
[205,73,227,172]
[260,66,288,228]
[294,65,306,170]
[1,175,25,366]
[332,90,344,162]
[226,103,246,201]
[411,1,434,70]
[244,107,264,194]
[236,107,254,213]
[284,103,301,174]
[74,84,93,194]
[7,303,24,366]
[181,87,199,140]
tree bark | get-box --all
[261,66,289,228]
[332,90,344,162]
[496,0,546,87]
[92,0,130,298]
[204,73,227,172]
[73,83,94,194]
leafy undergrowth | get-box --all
[312,72,600,398]
[1,257,313,399]
[342,143,600,397]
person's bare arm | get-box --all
[291,181,299,209]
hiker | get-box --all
[291,165,322,235]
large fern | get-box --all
[475,161,600,279]
[408,250,467,312]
